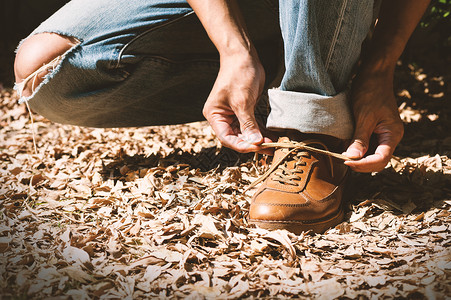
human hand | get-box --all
[203,53,272,153]
[344,71,404,172]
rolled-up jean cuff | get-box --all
[266,89,354,140]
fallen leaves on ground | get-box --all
[0,62,450,299]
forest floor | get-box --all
[0,60,450,299]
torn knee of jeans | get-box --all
[14,33,80,102]
[14,55,63,99]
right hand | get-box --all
[203,52,272,153]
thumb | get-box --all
[237,112,263,146]
[344,124,372,159]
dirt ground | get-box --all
[0,53,450,299]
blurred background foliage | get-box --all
[403,0,451,73]
[421,0,451,30]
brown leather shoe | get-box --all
[248,137,348,234]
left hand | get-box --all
[343,70,404,172]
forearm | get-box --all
[186,0,256,58]
[362,0,431,75]
[346,0,430,171]
[187,0,266,152]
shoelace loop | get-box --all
[245,140,351,192]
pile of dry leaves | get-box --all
[0,61,450,299]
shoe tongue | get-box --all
[273,137,294,162]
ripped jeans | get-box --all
[15,0,374,140]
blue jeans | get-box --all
[15,0,374,140]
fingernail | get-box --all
[345,148,362,159]
[245,132,262,144]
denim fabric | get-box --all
[15,0,374,140]
[266,0,374,139]
[16,0,280,128]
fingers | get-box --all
[256,137,274,155]
[344,144,392,172]
[346,69,405,173]
[207,114,263,153]
[235,110,263,146]
[201,55,268,154]
[204,90,267,153]
[344,125,403,173]
[343,121,373,160]
[345,139,368,160]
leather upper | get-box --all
[249,137,348,224]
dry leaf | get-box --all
[1,80,450,299]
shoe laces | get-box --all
[245,139,350,191]
[272,149,310,185]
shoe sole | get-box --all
[249,207,345,235]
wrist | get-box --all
[219,45,262,70]
[353,58,396,97]
[218,39,257,60]
[358,55,396,83]
[360,48,397,74]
